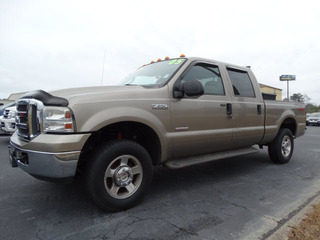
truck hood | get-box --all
[50,86,132,99]
[49,85,166,106]
[5,106,16,111]
[20,85,167,107]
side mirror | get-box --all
[183,80,204,97]
[173,79,204,98]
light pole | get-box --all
[280,75,296,101]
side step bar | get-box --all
[164,147,258,169]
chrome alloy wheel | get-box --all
[104,155,143,199]
[281,135,292,158]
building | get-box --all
[259,84,282,101]
[0,92,27,106]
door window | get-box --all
[227,69,255,97]
[181,64,225,95]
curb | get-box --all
[266,195,320,240]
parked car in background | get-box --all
[1,104,17,134]
[0,102,15,116]
[306,112,320,126]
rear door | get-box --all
[226,67,265,148]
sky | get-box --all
[1,0,320,105]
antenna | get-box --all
[101,49,106,86]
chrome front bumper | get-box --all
[9,143,80,180]
[1,117,16,133]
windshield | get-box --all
[121,58,186,86]
[0,102,15,111]
[309,113,320,118]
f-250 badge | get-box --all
[152,104,168,110]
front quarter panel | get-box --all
[70,91,171,161]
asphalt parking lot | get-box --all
[1,127,320,240]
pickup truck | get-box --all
[9,56,306,212]
[1,105,17,134]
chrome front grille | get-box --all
[16,101,29,139]
[16,99,43,141]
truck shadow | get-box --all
[39,150,273,214]
[149,151,272,197]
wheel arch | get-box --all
[280,117,297,137]
[77,121,162,174]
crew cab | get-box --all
[9,56,306,211]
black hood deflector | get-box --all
[20,90,69,106]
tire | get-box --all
[268,128,294,164]
[86,140,153,212]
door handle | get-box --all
[257,104,262,115]
[226,103,232,119]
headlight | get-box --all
[8,110,16,119]
[42,107,75,133]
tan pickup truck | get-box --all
[9,56,306,211]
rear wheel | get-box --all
[86,140,153,212]
[268,128,294,164]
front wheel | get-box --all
[268,128,294,164]
[86,140,153,212]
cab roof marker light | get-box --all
[157,58,162,62]
[165,56,170,60]
[138,64,146,69]
[180,54,186,57]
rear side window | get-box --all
[227,69,255,97]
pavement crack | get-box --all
[214,187,280,224]
[221,196,280,224]
[36,229,44,240]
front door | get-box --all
[170,62,233,159]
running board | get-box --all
[164,147,258,169]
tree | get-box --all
[305,103,320,113]
[289,93,311,103]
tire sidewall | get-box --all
[279,129,294,162]
[269,128,294,164]
[86,140,153,212]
